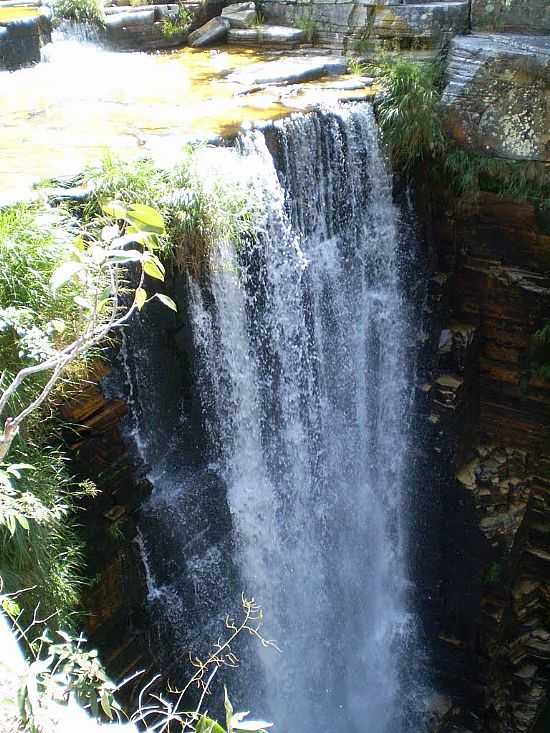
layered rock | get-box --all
[471,0,550,36]
[419,181,550,733]
[261,0,469,53]
[442,35,550,162]
[0,10,51,70]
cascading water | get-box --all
[119,102,427,733]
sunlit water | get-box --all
[0,34,371,199]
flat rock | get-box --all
[441,34,550,162]
[471,0,550,35]
[221,1,256,29]
[227,54,347,86]
[105,9,155,29]
[187,15,229,47]
[227,24,306,47]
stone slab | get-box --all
[442,34,550,162]
[227,24,307,46]
[221,1,256,28]
[187,15,229,47]
[227,55,347,85]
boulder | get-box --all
[441,34,550,162]
[471,0,550,35]
[227,25,306,47]
[105,9,155,29]
[221,1,256,29]
[187,16,229,47]
[227,55,346,86]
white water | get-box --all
[115,101,425,731]
[183,104,420,732]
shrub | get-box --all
[161,4,192,39]
[296,13,318,43]
[52,0,105,25]
[82,151,260,279]
[373,57,446,172]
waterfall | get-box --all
[120,102,426,733]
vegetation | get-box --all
[51,0,105,25]
[372,56,445,172]
[0,195,175,629]
[81,152,260,278]
[296,13,318,43]
[161,4,192,39]
[368,56,550,208]
[347,57,369,77]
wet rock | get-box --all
[471,0,550,35]
[105,9,156,29]
[0,14,50,70]
[227,55,346,85]
[227,24,306,47]
[187,16,229,47]
[442,34,550,162]
[221,1,256,29]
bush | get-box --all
[0,204,97,626]
[296,13,318,43]
[161,4,192,39]
[52,0,105,25]
[373,57,445,172]
[82,151,259,279]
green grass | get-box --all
[81,151,259,279]
[373,56,445,172]
[444,149,550,207]
[296,13,318,43]
[161,4,192,39]
[0,203,97,627]
[52,0,105,25]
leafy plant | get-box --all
[52,0,105,25]
[254,9,265,26]
[444,149,550,207]
[347,57,368,77]
[373,57,445,172]
[296,12,318,43]
[161,4,192,39]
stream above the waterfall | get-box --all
[0,32,373,200]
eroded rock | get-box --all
[221,1,256,28]
[187,16,229,47]
[442,34,550,162]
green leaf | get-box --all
[153,293,177,312]
[126,204,165,234]
[100,690,113,720]
[16,514,29,531]
[143,259,165,281]
[224,687,234,733]
[2,597,21,618]
[101,200,128,219]
[51,262,84,293]
[6,463,35,476]
[197,716,226,733]
[106,249,143,263]
[134,287,147,311]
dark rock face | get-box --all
[442,35,550,162]
[471,0,550,35]
[418,181,550,733]
[0,14,51,70]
